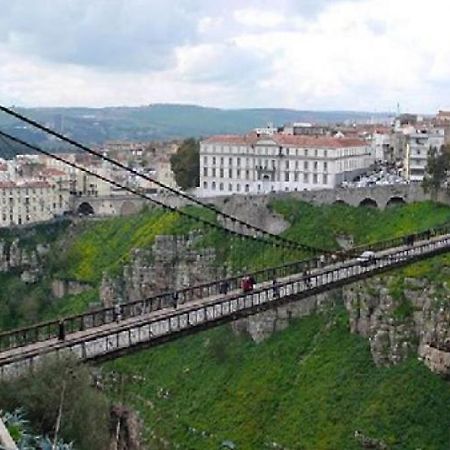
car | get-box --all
[357,250,376,267]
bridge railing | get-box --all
[0,254,326,352]
[3,234,450,371]
[1,222,450,353]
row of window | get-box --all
[203,145,367,158]
[203,156,330,171]
[203,173,329,192]
[203,167,329,180]
[203,146,332,157]
[0,188,50,196]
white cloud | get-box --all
[0,0,450,112]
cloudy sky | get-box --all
[1,0,449,112]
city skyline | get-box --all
[1,0,450,112]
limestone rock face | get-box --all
[343,276,450,374]
[0,238,44,282]
[100,232,218,306]
[231,291,338,343]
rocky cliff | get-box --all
[100,231,218,306]
[0,239,47,283]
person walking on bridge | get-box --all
[58,319,65,341]
[272,279,280,299]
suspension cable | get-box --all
[0,105,330,255]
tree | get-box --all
[422,145,450,199]
[0,356,110,450]
[170,138,200,190]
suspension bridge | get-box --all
[0,229,449,377]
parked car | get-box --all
[357,250,376,267]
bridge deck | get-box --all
[1,234,449,377]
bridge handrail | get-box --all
[2,234,449,367]
[1,223,449,353]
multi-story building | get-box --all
[404,128,445,182]
[0,180,70,227]
[199,133,373,196]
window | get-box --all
[237,184,241,192]
[220,157,224,165]
[228,183,232,191]
[237,157,241,166]
[220,168,224,178]
[229,169,233,178]
[203,156,207,165]
[237,169,241,178]
[285,172,289,182]
[212,168,216,177]
[245,184,249,192]
[212,157,216,165]
[203,168,208,176]
[229,157,232,166]
[304,161,309,170]
[323,174,328,184]
[285,160,289,169]
[212,181,216,190]
[303,173,309,183]
[324,150,328,158]
[313,161,318,171]
[323,162,328,172]
[219,182,224,191]
[305,149,308,157]
[313,174,318,184]
[295,161,299,169]
[246,169,250,179]
[294,172,299,182]
[314,149,318,157]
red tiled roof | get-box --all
[39,168,67,177]
[202,133,367,148]
[0,180,51,189]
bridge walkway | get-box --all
[1,233,449,377]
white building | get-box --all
[0,180,70,227]
[199,133,373,197]
[404,128,445,182]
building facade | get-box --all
[0,180,70,227]
[404,128,445,182]
[199,134,373,197]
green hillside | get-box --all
[1,200,450,448]
[107,307,450,449]
[0,104,389,150]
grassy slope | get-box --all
[2,200,450,448]
[108,308,450,450]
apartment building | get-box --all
[0,180,70,227]
[404,128,445,182]
[199,133,373,196]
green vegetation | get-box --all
[170,138,200,190]
[2,200,450,448]
[3,200,450,331]
[107,307,450,449]
[0,356,110,450]
[422,145,450,199]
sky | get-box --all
[1,0,450,112]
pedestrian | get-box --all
[272,279,280,298]
[172,291,179,309]
[114,303,122,323]
[58,319,65,341]
[220,279,230,295]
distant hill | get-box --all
[0,104,391,155]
